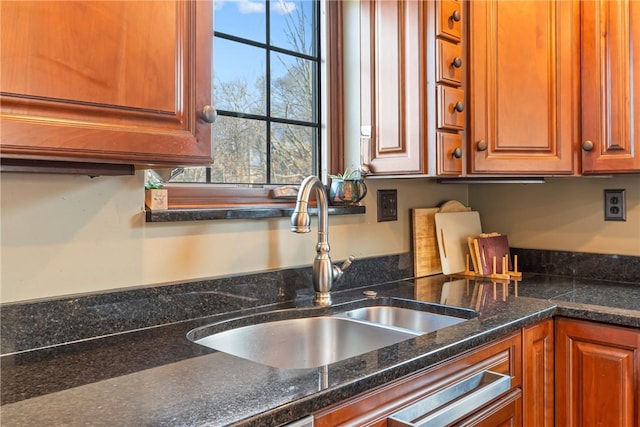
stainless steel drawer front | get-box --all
[388,370,511,426]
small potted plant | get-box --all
[144,180,168,210]
[328,168,367,205]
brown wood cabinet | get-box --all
[467,0,579,175]
[522,319,554,427]
[314,332,521,426]
[360,0,464,177]
[580,0,640,173]
[0,0,213,169]
[555,317,640,427]
[360,0,427,175]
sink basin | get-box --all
[190,301,475,369]
[336,306,467,334]
[193,316,418,369]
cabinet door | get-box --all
[555,318,640,427]
[522,319,554,427]
[581,0,640,173]
[0,1,213,167]
[468,0,579,174]
[360,0,427,175]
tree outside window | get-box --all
[171,0,320,186]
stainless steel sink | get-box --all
[190,302,474,369]
[336,306,467,334]
[193,316,418,369]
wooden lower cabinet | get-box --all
[314,332,521,426]
[313,318,639,427]
[522,319,554,427]
[555,317,640,427]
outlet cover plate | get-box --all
[604,189,626,221]
[377,189,398,222]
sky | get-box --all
[213,0,315,91]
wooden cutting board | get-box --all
[435,211,482,274]
[412,208,442,277]
[438,200,471,213]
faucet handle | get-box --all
[340,255,355,272]
[333,255,355,283]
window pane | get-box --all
[211,115,267,184]
[215,0,266,43]
[270,0,315,56]
[271,52,316,122]
[270,123,315,184]
[164,0,321,187]
[214,38,266,116]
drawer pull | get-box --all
[388,371,511,426]
[453,102,464,113]
[451,147,462,159]
[451,57,462,68]
[582,140,594,152]
[450,9,461,22]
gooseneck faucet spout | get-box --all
[291,176,354,306]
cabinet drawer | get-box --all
[388,371,512,426]
[455,389,522,427]
[437,0,462,42]
[437,86,465,130]
[438,132,462,175]
[437,40,463,86]
[314,332,521,427]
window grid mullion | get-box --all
[216,110,319,130]
[214,32,317,62]
[265,0,272,185]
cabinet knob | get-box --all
[451,147,462,159]
[451,10,461,22]
[201,105,217,124]
[582,140,594,152]
[477,140,488,151]
[453,102,464,113]
[451,57,462,68]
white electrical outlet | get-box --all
[604,189,626,221]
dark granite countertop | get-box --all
[1,273,639,426]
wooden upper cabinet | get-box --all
[468,0,579,175]
[0,1,213,168]
[360,0,427,175]
[581,0,640,173]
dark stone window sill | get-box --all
[145,205,366,222]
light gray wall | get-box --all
[0,172,467,303]
[469,175,640,256]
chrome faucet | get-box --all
[291,175,354,306]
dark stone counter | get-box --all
[1,271,638,426]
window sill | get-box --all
[145,204,366,222]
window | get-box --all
[171,0,323,187]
